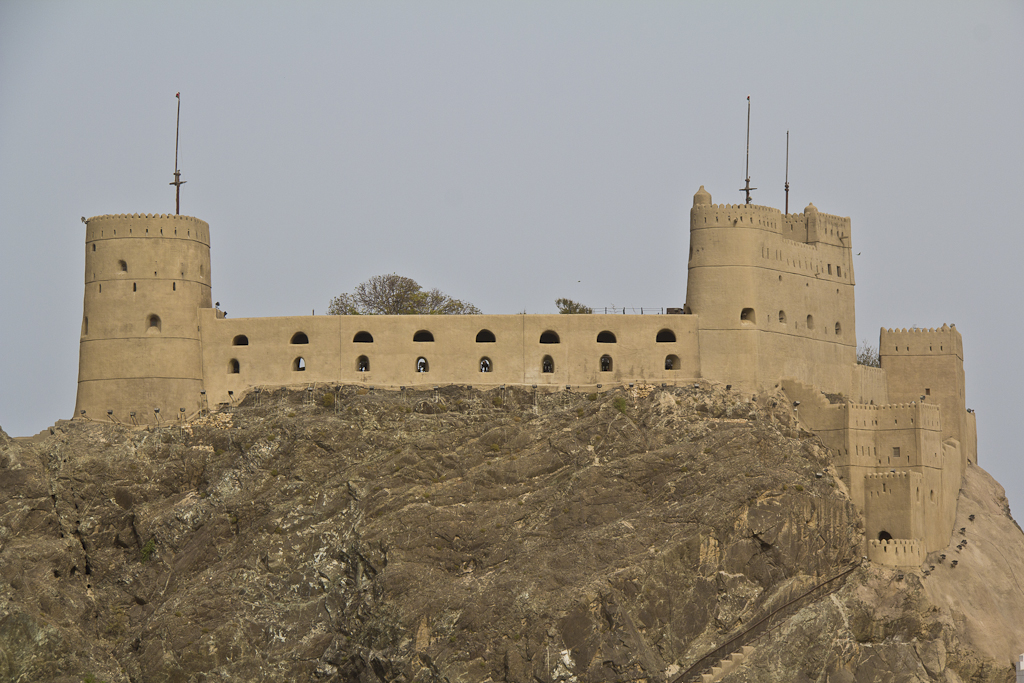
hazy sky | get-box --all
[2,2,1022,515]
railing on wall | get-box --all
[670,558,862,683]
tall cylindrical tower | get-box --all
[76,213,212,423]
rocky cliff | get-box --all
[1,383,1021,682]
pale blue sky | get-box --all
[1,1,1022,514]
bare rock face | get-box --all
[0,385,1020,682]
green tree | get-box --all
[555,298,592,314]
[328,274,481,315]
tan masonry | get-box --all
[73,186,976,568]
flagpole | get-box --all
[170,92,185,215]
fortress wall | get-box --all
[76,214,211,424]
[864,471,925,544]
[851,364,888,405]
[199,312,701,406]
[880,325,969,471]
[867,539,923,568]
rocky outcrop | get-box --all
[0,384,1020,682]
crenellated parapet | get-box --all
[867,538,923,568]
[85,213,210,246]
[880,324,963,359]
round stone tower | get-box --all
[76,213,212,424]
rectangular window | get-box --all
[837,265,842,277]
[893,447,901,458]
[828,264,832,275]
[925,388,930,395]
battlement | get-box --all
[867,538,923,568]
[84,213,210,246]
[865,471,914,482]
[880,325,963,358]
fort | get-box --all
[73,185,976,568]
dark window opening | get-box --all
[480,357,492,373]
[828,264,832,275]
[82,317,88,336]
[353,331,373,343]
[133,282,137,292]
[878,531,893,541]
[147,314,161,332]
[416,357,429,373]
[91,244,95,252]
[740,308,756,324]
[837,265,842,277]
[476,329,496,343]
[835,322,842,335]
[542,355,554,373]
[665,354,680,370]
[119,260,127,272]
[540,330,560,344]
[600,355,613,372]
[925,388,930,395]
[778,310,787,323]
[656,329,676,343]
[413,330,434,342]
[806,314,815,330]
[293,357,306,372]
[228,359,240,374]
[291,332,309,344]
[232,335,249,346]
[357,355,370,372]
[597,331,616,343]
[893,447,901,458]
[172,282,176,291]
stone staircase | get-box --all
[13,419,73,444]
[698,646,755,682]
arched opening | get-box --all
[542,355,554,373]
[656,329,676,343]
[476,329,496,343]
[82,317,88,336]
[413,330,434,342]
[600,355,613,372]
[357,355,370,372]
[118,260,127,272]
[877,531,893,541]
[228,359,240,374]
[479,357,492,373]
[778,310,787,324]
[416,357,429,373]
[540,330,560,344]
[835,322,842,335]
[147,314,161,332]
[353,331,373,343]
[665,354,680,370]
[597,331,617,343]
[740,308,756,324]
[293,357,306,372]
[291,332,309,344]
[232,335,249,346]
[806,314,815,330]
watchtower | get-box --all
[75,213,212,423]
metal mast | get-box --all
[785,130,790,215]
[739,96,756,204]
[170,92,186,215]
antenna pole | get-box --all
[785,130,790,215]
[739,96,756,204]
[170,92,186,215]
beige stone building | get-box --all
[74,186,976,568]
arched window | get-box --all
[597,331,616,343]
[413,330,434,342]
[476,329,496,343]
[479,357,492,373]
[542,355,554,373]
[353,331,373,343]
[835,322,842,335]
[118,260,127,272]
[147,314,161,332]
[228,359,240,374]
[665,354,680,370]
[778,310,787,324]
[656,329,676,343]
[877,531,892,541]
[540,330,560,344]
[600,355,613,372]
[232,335,249,346]
[357,355,370,372]
[740,308,756,324]
[293,357,306,372]
[416,357,429,372]
[806,315,815,330]
[291,332,309,344]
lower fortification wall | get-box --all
[199,312,701,406]
[867,539,923,568]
